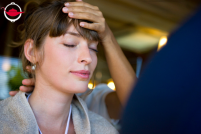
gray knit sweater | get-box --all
[0,91,119,134]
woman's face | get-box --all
[36,24,98,94]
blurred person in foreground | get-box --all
[1,0,136,133]
[0,0,137,133]
[121,6,201,134]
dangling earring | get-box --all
[31,64,36,70]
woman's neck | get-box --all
[28,81,74,133]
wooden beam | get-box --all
[84,0,176,32]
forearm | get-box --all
[102,29,137,105]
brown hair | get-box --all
[16,0,100,78]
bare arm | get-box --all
[102,27,137,105]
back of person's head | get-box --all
[15,0,100,78]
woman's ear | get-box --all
[24,39,38,64]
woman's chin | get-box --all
[61,83,88,94]
[73,86,88,94]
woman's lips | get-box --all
[70,70,90,79]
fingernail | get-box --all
[69,12,73,16]
[80,22,84,26]
[65,3,70,6]
[22,80,25,84]
[63,7,68,12]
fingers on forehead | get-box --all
[65,2,97,9]
[73,12,99,22]
[66,6,96,14]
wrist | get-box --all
[101,30,116,45]
[101,32,120,50]
[101,24,114,44]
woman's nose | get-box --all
[78,45,92,65]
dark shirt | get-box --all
[121,6,201,134]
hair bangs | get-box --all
[73,19,101,42]
[49,6,100,42]
[49,4,72,37]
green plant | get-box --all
[6,65,26,91]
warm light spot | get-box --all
[158,36,168,51]
[107,81,116,91]
[2,60,11,72]
[88,83,94,89]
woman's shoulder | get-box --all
[88,110,119,134]
[0,95,17,132]
[0,93,20,115]
[0,91,27,112]
[0,91,38,134]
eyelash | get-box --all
[64,44,99,53]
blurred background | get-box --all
[0,0,201,100]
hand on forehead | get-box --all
[62,0,108,41]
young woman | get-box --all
[9,0,137,130]
[0,0,123,133]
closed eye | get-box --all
[64,44,98,53]
[90,48,99,53]
[64,44,76,47]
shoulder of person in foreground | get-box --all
[0,91,38,134]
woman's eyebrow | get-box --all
[65,32,81,37]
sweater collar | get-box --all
[71,94,91,134]
[22,92,91,134]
